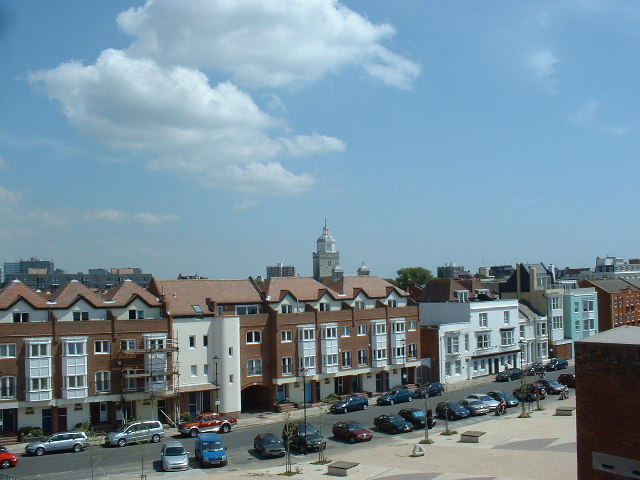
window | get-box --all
[301,356,315,368]
[574,302,579,313]
[321,327,337,339]
[65,342,85,356]
[464,334,469,351]
[29,343,50,357]
[0,377,17,399]
[503,311,510,324]
[203,335,208,347]
[246,331,262,344]
[500,330,514,346]
[236,305,259,314]
[355,301,365,309]
[357,349,368,366]
[574,319,580,332]
[217,306,224,315]
[228,346,233,356]
[128,309,144,319]
[319,302,330,311]
[192,305,204,317]
[479,313,488,327]
[444,361,451,376]
[455,360,462,374]
[282,357,293,375]
[301,329,315,341]
[520,325,525,339]
[73,311,89,321]
[281,304,293,313]
[357,324,367,336]
[203,364,209,376]
[537,322,547,336]
[374,349,387,360]
[281,330,292,342]
[229,374,234,383]
[551,297,562,309]
[12,312,29,322]
[189,336,196,348]
[455,290,469,302]
[341,351,352,368]
[408,343,418,359]
[393,322,405,333]
[583,300,594,312]
[191,365,198,377]
[247,359,262,376]
[388,299,398,308]
[123,370,137,390]
[0,344,16,358]
[552,316,562,329]
[95,371,110,393]
[374,323,386,335]
[31,378,50,391]
[94,340,110,354]
[121,339,136,350]
[341,325,351,337]
[408,320,417,331]
[394,346,405,358]
[446,336,459,354]
[477,334,491,349]
[322,354,338,366]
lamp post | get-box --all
[518,339,525,369]
[300,367,308,448]
[213,355,220,413]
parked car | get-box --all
[466,393,500,411]
[253,433,286,458]
[525,363,545,376]
[376,388,415,405]
[513,383,547,402]
[0,446,19,469]
[557,373,576,388]
[414,382,445,398]
[495,368,524,382]
[435,402,470,420]
[161,440,189,472]
[282,422,326,453]
[195,432,228,467]
[373,414,414,434]
[538,379,567,394]
[544,358,569,371]
[458,398,490,416]
[330,395,369,414]
[105,420,164,447]
[178,412,237,437]
[25,431,89,456]
[331,420,373,443]
[398,408,436,429]
[487,391,519,408]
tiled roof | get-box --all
[261,277,340,302]
[48,280,104,307]
[324,276,406,300]
[0,280,49,309]
[151,279,262,316]
[414,278,468,302]
[583,278,638,293]
[103,279,161,307]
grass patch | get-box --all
[419,438,435,444]
[441,429,457,436]
[310,460,331,465]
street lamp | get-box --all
[213,355,220,413]
[518,339,525,369]
[300,367,308,448]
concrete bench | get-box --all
[327,461,360,477]
[556,406,576,416]
[460,430,486,443]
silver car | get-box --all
[104,420,164,447]
[161,440,189,472]
[25,431,89,456]
[467,393,500,411]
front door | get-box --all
[42,409,52,434]
[100,402,108,422]
[189,393,197,417]
[58,408,68,431]
[0,409,15,431]
[156,400,165,423]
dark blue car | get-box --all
[330,395,369,414]
[414,382,445,398]
[435,401,470,420]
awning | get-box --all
[179,383,219,393]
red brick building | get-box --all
[580,279,640,331]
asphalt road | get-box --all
[10,367,574,479]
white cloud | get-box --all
[0,185,22,204]
[132,212,179,224]
[84,209,179,224]
[30,49,344,195]
[84,209,129,222]
[117,0,420,89]
[528,50,560,78]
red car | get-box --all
[0,446,19,469]
[557,373,576,388]
[332,420,373,443]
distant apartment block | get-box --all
[437,263,471,279]
[3,266,153,291]
[266,263,297,278]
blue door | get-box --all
[276,385,286,402]
[42,408,52,434]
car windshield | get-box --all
[261,436,280,444]
[409,410,425,417]
[300,425,318,435]
[201,440,224,452]
[347,423,364,431]
[165,447,185,456]
[193,415,205,422]
[475,395,491,401]
[388,415,404,422]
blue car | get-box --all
[376,388,415,406]
[330,395,369,414]
[195,433,228,468]
[435,401,470,420]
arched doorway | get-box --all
[241,384,272,412]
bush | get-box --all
[74,422,92,433]
[179,412,192,422]
[322,393,340,403]
[19,426,43,437]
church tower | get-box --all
[313,220,340,281]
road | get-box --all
[10,368,574,479]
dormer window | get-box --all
[455,290,469,302]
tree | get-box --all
[394,267,433,289]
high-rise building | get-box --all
[266,263,297,278]
[437,263,470,279]
[312,221,340,281]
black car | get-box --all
[398,408,436,429]
[538,379,567,394]
[544,358,569,371]
[495,368,524,382]
[253,433,286,458]
[513,383,547,402]
[414,382,445,398]
[329,395,369,414]
[373,414,414,434]
[525,363,545,376]
[435,402,470,420]
[281,422,326,454]
[487,391,519,408]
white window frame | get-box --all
[500,330,515,346]
[302,328,315,341]
[94,340,110,354]
[341,325,351,337]
[357,324,367,336]
[281,330,293,343]
[408,343,418,359]
[479,313,488,327]
[321,326,338,339]
[357,349,368,366]
[0,344,16,358]
[477,334,491,349]
[282,357,293,376]
[393,321,405,333]
[247,359,262,376]
[246,330,262,344]
[408,320,417,331]
[0,376,17,399]
[374,323,387,335]
[95,371,111,393]
[341,350,352,368]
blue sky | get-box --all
[1,0,639,280]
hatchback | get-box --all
[544,358,569,371]
[376,388,415,406]
[435,402,470,420]
[332,420,373,443]
[487,391,519,408]
[0,447,19,469]
[414,382,445,398]
[495,368,523,382]
[105,420,164,447]
[161,440,189,471]
[557,373,576,388]
[25,431,89,456]
[466,393,500,411]
[330,396,369,414]
[253,433,286,458]
[459,398,490,416]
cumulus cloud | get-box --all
[528,50,560,78]
[0,185,22,204]
[117,0,420,89]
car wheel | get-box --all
[343,408,348,414]
[300,445,307,454]
[190,429,199,438]
[348,437,356,444]
[35,447,45,456]
[73,443,83,453]
[389,400,394,405]
[540,388,547,396]
[393,427,399,434]
[362,404,367,410]
[221,423,231,433]
[1,460,11,469]
[151,434,161,443]
[117,438,126,447]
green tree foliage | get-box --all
[394,267,433,288]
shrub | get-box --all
[74,422,92,433]
[19,426,43,437]
[322,393,340,403]
[179,412,192,422]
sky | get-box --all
[1,0,640,281]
